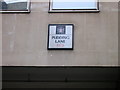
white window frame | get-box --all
[49,0,100,13]
[0,0,31,13]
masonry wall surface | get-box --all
[2,2,118,66]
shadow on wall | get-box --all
[2,66,120,89]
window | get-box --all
[0,0,30,13]
[49,0,99,12]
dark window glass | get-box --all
[0,0,30,12]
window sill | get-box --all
[48,10,100,13]
[0,10,31,13]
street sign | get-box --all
[48,24,74,50]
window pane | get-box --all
[0,0,30,12]
[52,0,98,10]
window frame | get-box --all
[0,0,31,13]
[49,0,100,13]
